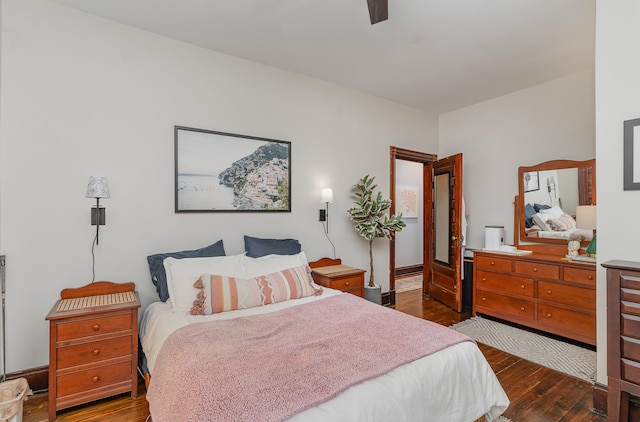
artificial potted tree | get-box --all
[347,174,406,304]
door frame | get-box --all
[388,147,437,306]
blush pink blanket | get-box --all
[146,293,472,422]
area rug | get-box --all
[395,274,422,293]
[450,316,596,382]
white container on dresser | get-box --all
[473,250,596,345]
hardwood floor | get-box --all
[24,288,604,421]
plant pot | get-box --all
[364,285,382,305]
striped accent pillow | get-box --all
[191,265,321,315]
[547,212,577,231]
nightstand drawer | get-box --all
[57,314,132,341]
[329,276,362,291]
[56,361,132,397]
[57,335,132,369]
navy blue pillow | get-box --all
[244,235,301,258]
[147,240,225,302]
[533,203,551,212]
[524,203,536,228]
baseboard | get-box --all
[6,365,48,393]
[395,265,423,277]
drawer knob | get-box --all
[482,297,487,301]
[93,376,100,383]
[588,275,593,280]
[93,349,100,356]
[520,306,525,311]
[345,281,349,286]
[533,268,538,272]
[482,277,487,281]
[93,324,100,331]
[547,290,552,295]
[490,261,495,265]
[546,313,552,318]
[520,285,525,289]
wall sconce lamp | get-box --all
[576,205,597,257]
[86,176,110,245]
[319,188,334,234]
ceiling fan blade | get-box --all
[367,0,388,25]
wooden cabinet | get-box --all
[473,251,595,345]
[46,281,141,421]
[604,260,640,422]
[311,264,365,297]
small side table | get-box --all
[310,258,365,297]
[45,281,141,421]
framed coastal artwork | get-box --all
[175,126,291,212]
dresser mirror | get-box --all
[516,159,596,246]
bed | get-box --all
[524,204,594,241]
[140,238,509,421]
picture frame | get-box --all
[523,171,540,193]
[624,118,640,190]
[175,126,291,212]
[396,187,419,218]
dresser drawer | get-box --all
[476,255,512,272]
[622,358,640,385]
[622,314,640,340]
[475,290,534,320]
[476,271,534,297]
[57,314,132,341]
[514,261,559,279]
[538,281,595,311]
[57,335,132,369]
[622,336,640,362]
[56,361,132,397]
[563,267,595,287]
[538,304,595,340]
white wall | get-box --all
[0,0,438,372]
[394,159,423,269]
[594,0,640,385]
[439,70,595,250]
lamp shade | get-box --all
[320,188,334,204]
[575,205,596,230]
[86,176,111,199]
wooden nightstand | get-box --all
[310,258,366,297]
[45,281,141,422]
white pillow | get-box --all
[164,254,244,312]
[532,213,552,231]
[538,205,564,220]
[242,252,309,278]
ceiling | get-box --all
[49,0,595,114]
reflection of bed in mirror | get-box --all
[517,159,595,246]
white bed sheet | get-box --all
[140,289,509,422]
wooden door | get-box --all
[428,153,463,312]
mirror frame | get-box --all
[516,159,596,246]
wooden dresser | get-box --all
[604,260,640,421]
[46,281,141,421]
[309,258,365,297]
[473,251,596,345]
